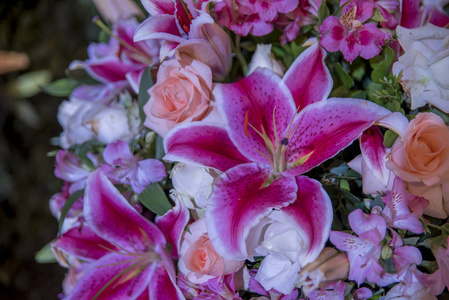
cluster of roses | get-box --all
[44,0,449,299]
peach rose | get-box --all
[178,217,243,284]
[143,57,214,137]
[386,112,449,218]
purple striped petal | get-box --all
[65,252,156,300]
[283,42,333,110]
[360,126,390,189]
[206,163,298,260]
[141,0,175,16]
[284,98,392,177]
[85,58,140,83]
[163,123,250,172]
[134,15,184,43]
[214,68,296,163]
[283,176,333,267]
[84,169,166,252]
[148,262,186,300]
[53,225,118,261]
[155,198,190,258]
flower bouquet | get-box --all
[37,0,449,299]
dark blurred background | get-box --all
[0,1,98,298]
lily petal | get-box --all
[163,123,250,172]
[155,198,190,259]
[141,0,175,15]
[206,163,298,260]
[360,126,390,189]
[284,98,393,176]
[65,252,156,300]
[149,261,186,300]
[53,225,118,261]
[134,15,184,44]
[283,176,333,267]
[84,169,166,252]
[215,68,296,164]
[283,42,333,110]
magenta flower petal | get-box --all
[141,0,175,15]
[85,58,140,84]
[84,169,166,252]
[319,16,345,52]
[163,123,251,172]
[134,15,184,43]
[284,98,392,176]
[215,68,296,164]
[53,225,118,261]
[283,176,333,266]
[148,262,185,300]
[65,252,156,300]
[283,42,333,110]
[205,163,298,260]
[360,126,390,189]
[155,198,190,258]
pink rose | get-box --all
[178,217,244,284]
[143,58,214,137]
[386,112,449,218]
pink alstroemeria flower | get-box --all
[320,2,392,62]
[62,169,184,300]
[330,209,387,284]
[164,42,405,270]
[101,140,166,194]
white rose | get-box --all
[247,210,305,294]
[393,24,449,113]
[170,163,217,210]
[247,44,285,77]
[58,99,138,148]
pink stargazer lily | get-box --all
[62,169,184,300]
[163,42,406,264]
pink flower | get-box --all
[178,217,244,284]
[101,140,166,194]
[386,112,449,218]
[428,237,449,295]
[214,0,299,37]
[319,2,391,62]
[379,177,428,233]
[307,281,346,300]
[143,58,215,137]
[330,209,387,284]
[135,0,232,80]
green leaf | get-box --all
[403,237,420,246]
[383,129,398,148]
[42,78,78,97]
[138,67,153,123]
[155,135,165,160]
[138,182,172,216]
[420,260,439,273]
[59,189,84,234]
[35,241,57,264]
[350,90,366,99]
[369,46,395,83]
[339,179,350,191]
[318,0,330,23]
[335,63,354,90]
[10,70,52,98]
[370,7,387,22]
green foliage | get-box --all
[335,63,354,90]
[35,241,57,264]
[42,78,78,97]
[318,0,330,23]
[138,182,172,216]
[383,130,398,148]
[138,67,153,123]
